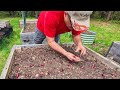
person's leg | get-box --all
[55,34,60,43]
[34,27,46,44]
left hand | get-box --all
[75,45,86,56]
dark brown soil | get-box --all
[8,44,120,79]
[23,23,36,33]
[0,31,5,40]
[0,31,5,36]
[82,31,95,35]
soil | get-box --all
[0,31,5,40]
[0,31,5,36]
[91,21,111,27]
[82,31,95,35]
[23,23,36,33]
[8,44,120,79]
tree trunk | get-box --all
[101,11,106,18]
[33,11,36,17]
[91,11,96,18]
[106,11,113,20]
[35,11,40,18]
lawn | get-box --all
[0,17,22,74]
[0,17,120,75]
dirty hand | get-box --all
[65,52,81,62]
[75,45,86,56]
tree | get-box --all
[8,11,15,17]
[106,11,113,21]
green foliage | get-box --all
[91,11,120,21]
[111,11,120,20]
[0,11,120,21]
[0,11,40,18]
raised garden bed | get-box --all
[20,20,46,44]
[1,44,120,79]
[20,19,37,45]
[20,23,36,45]
[23,23,36,33]
[19,19,37,28]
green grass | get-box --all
[60,32,72,43]
[0,17,22,75]
[0,17,120,75]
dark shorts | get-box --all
[34,27,60,44]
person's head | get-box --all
[64,11,93,32]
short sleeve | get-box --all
[72,29,81,35]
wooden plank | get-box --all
[20,28,35,44]
[20,28,47,45]
[85,46,120,71]
[0,45,16,79]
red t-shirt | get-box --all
[37,11,81,37]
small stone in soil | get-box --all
[16,73,19,78]
[39,72,44,77]
[40,64,45,67]
[45,72,48,76]
[29,64,34,67]
[60,68,64,72]
[16,47,21,53]
[18,75,25,79]
[35,74,39,78]
[47,71,51,75]
[32,57,35,60]
[13,64,19,66]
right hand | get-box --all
[65,52,81,62]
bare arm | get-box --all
[72,34,83,46]
[46,36,68,56]
[46,36,81,62]
[72,34,86,56]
